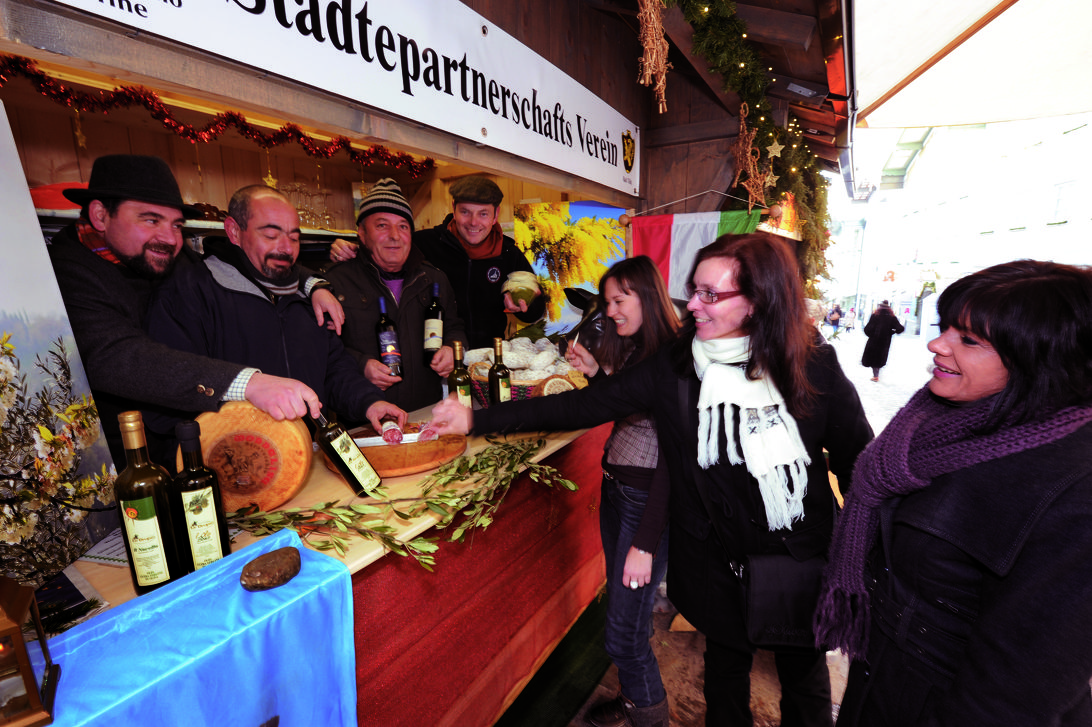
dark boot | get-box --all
[587,696,632,727]
[627,697,669,727]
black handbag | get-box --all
[742,553,826,649]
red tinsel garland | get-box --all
[0,54,436,178]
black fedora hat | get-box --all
[63,154,200,218]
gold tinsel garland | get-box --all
[637,0,672,114]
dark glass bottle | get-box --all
[172,420,231,572]
[312,412,381,496]
[423,282,444,361]
[448,340,473,408]
[376,297,402,377]
[115,411,183,595]
[488,337,512,405]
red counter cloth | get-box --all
[354,425,611,727]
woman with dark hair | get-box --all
[816,259,1092,726]
[433,233,873,727]
[562,256,680,727]
[860,300,904,381]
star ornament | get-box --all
[766,140,785,158]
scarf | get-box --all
[692,336,811,531]
[76,217,121,265]
[448,217,504,260]
[814,386,1092,659]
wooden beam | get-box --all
[662,6,742,115]
[734,3,817,52]
[767,74,828,107]
[646,118,740,148]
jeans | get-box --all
[600,474,670,708]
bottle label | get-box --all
[330,430,381,494]
[497,377,511,403]
[378,330,402,368]
[423,319,443,351]
[182,486,224,570]
[120,495,171,587]
[456,383,473,408]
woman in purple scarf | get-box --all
[816,259,1092,726]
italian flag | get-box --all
[631,210,761,299]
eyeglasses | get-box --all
[684,285,746,304]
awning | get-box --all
[855,0,1092,128]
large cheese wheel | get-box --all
[178,402,313,513]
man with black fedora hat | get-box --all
[49,154,343,466]
[329,175,544,349]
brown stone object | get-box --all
[240,546,301,591]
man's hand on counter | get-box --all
[430,395,473,436]
[366,401,407,432]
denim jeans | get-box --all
[599,474,670,707]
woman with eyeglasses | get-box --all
[431,233,873,727]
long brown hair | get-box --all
[589,256,680,373]
[680,232,816,417]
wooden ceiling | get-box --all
[586,0,854,173]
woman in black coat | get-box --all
[816,260,1092,726]
[860,301,904,381]
[433,233,874,727]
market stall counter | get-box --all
[69,419,610,727]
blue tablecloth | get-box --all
[46,529,355,727]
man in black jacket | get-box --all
[329,176,544,349]
[48,155,343,466]
[144,184,405,433]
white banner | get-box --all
[45,0,641,195]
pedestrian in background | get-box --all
[861,301,904,382]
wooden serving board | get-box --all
[322,424,467,479]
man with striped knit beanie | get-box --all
[325,178,467,413]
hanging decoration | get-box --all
[0,55,435,177]
[637,0,672,114]
[729,104,773,212]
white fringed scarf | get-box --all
[692,336,811,530]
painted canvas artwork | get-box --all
[0,103,117,589]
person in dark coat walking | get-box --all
[860,301,904,381]
[816,259,1092,726]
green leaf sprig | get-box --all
[226,436,577,570]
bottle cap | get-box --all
[175,420,202,452]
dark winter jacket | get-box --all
[414,216,545,349]
[837,422,1092,727]
[144,240,384,428]
[324,245,465,413]
[48,225,244,465]
[861,308,905,369]
[473,335,873,644]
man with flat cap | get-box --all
[48,154,343,465]
[330,175,544,349]
[325,178,466,412]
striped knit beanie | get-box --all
[356,177,414,229]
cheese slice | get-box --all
[179,402,313,514]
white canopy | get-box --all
[855,0,1092,128]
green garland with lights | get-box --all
[664,0,832,294]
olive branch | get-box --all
[226,436,577,570]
